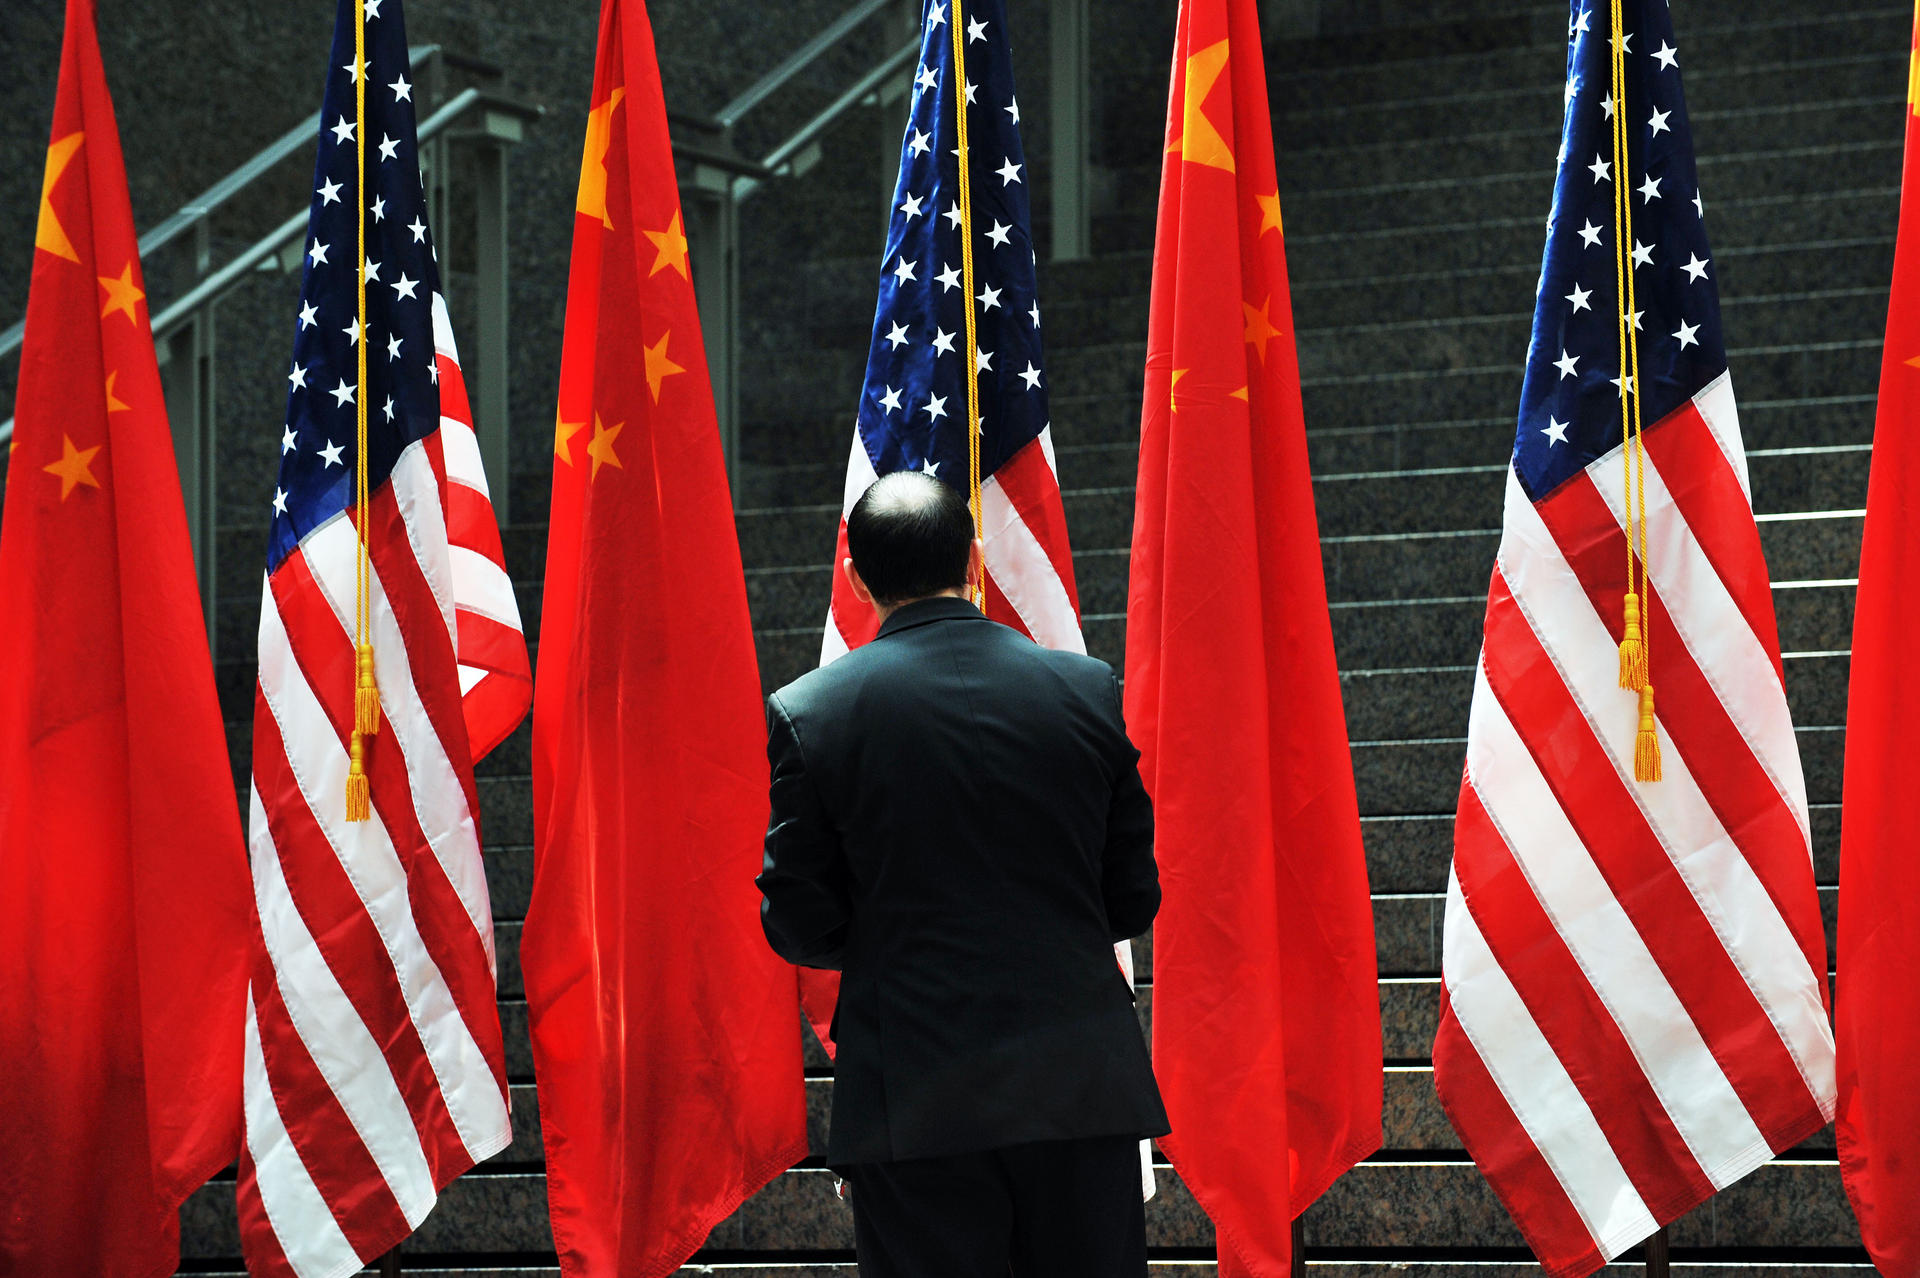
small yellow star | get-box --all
[1243,294,1284,364]
[98,262,145,324]
[1170,367,1188,414]
[36,132,84,263]
[644,211,690,278]
[104,370,130,414]
[554,413,587,465]
[1256,191,1284,237]
[1230,386,1249,401]
[44,434,103,501]
[644,330,683,403]
[576,87,627,229]
[586,413,625,480]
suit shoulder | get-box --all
[770,644,885,719]
[1031,644,1117,687]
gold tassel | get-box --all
[1618,592,1648,691]
[346,731,372,822]
[354,643,380,735]
[1634,684,1662,783]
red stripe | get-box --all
[235,1144,299,1278]
[1454,780,1716,1217]
[456,608,530,675]
[981,570,1034,640]
[443,480,511,567]
[826,519,881,653]
[1479,566,1826,1146]
[1433,993,1604,1278]
[438,356,471,423]
[271,549,507,1108]
[1642,401,1784,682]
[993,440,1082,614]
[250,683,469,1182]
[1536,465,1830,1009]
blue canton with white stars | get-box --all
[270,0,445,569]
[854,0,1049,484]
[1515,0,1724,502]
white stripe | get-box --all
[1467,665,1772,1185]
[256,588,510,1161]
[242,989,360,1278]
[438,416,494,498]
[1691,372,1750,503]
[244,780,437,1225]
[1442,865,1658,1258]
[449,545,521,630]
[430,293,458,360]
[1588,439,1811,846]
[820,601,853,667]
[1497,470,1837,1113]
[981,470,1085,653]
[1037,424,1059,479]
[301,517,499,970]
[839,427,880,517]
[387,443,459,644]
[458,664,488,695]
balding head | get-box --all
[844,472,977,611]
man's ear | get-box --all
[843,556,874,606]
[968,538,986,591]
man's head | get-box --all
[843,471,982,617]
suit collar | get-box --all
[876,595,986,639]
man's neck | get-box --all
[872,588,970,626]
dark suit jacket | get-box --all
[756,596,1170,1167]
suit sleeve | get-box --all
[1102,672,1160,942]
[756,693,851,970]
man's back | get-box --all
[758,597,1168,1166]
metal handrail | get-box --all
[713,0,896,129]
[761,39,917,177]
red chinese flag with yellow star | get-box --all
[0,1,251,1273]
[1125,0,1381,1272]
[521,0,808,1272]
[1836,6,1920,1270]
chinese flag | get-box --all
[0,2,251,1274]
[1124,0,1382,1272]
[521,0,808,1272]
[1835,7,1920,1270]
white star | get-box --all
[387,332,403,361]
[308,239,330,266]
[879,385,904,412]
[1029,301,1041,328]
[1631,239,1654,268]
[927,1,946,28]
[343,317,362,346]
[320,440,345,468]
[978,283,1002,312]
[1629,308,1644,332]
[298,301,318,330]
[1620,32,1633,53]
[288,362,309,390]
[1682,253,1710,282]
[1589,154,1611,183]
[428,360,438,384]
[1611,372,1635,396]
[330,116,355,145]
[1572,7,1591,33]
[281,424,299,454]
[390,75,411,101]
[1566,283,1592,313]
[967,15,987,41]
[908,128,931,156]
[330,378,355,408]
[272,488,288,516]
[923,393,948,421]
[943,203,964,230]
[885,322,910,349]
[1555,349,1580,379]
[932,328,956,356]
[995,157,1022,186]
[1019,362,1043,390]
[1564,76,1580,107]
[1692,191,1705,218]
[407,217,427,243]
[921,459,940,477]
[892,256,917,284]
[1578,220,1604,248]
[916,64,939,94]
[1006,97,1020,125]
[935,264,962,293]
[382,396,396,423]
[1652,40,1678,70]
[392,272,418,300]
[378,134,400,162]
[363,257,382,283]
[899,192,924,220]
[964,83,978,107]
[1673,319,1700,349]
[1543,417,1570,445]
[364,0,382,16]
[985,219,1012,248]
[1648,107,1671,137]
[975,348,994,373]
[317,177,342,205]
[371,194,386,222]
[1601,93,1614,120]
[342,59,360,83]
[1638,173,1662,203]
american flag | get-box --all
[821,0,1080,659]
[239,0,531,1272]
[1433,4,1836,1275]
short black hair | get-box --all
[846,472,974,607]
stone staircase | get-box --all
[168,0,1899,1272]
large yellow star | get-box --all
[1243,294,1284,364]
[1169,366,1188,414]
[1168,40,1234,173]
[644,330,683,403]
[44,434,103,500]
[554,413,587,465]
[586,413,625,480]
[1256,191,1284,237]
[576,87,627,229]
[98,262,145,324]
[36,132,84,263]
[644,211,690,278]
[1910,43,1920,114]
[105,370,130,413]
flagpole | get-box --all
[1290,1217,1306,1278]
[1644,1225,1670,1278]
[376,1247,400,1276]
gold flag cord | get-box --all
[948,0,986,605]
[1608,0,1660,781]
[347,0,380,821]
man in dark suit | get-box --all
[756,471,1168,1277]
